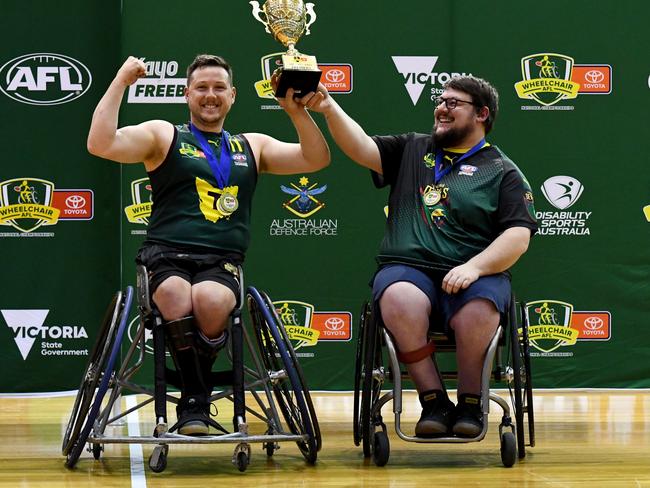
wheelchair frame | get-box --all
[62,265,321,472]
[353,294,535,467]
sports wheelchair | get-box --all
[62,265,321,472]
[353,293,534,467]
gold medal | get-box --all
[423,189,441,206]
[216,191,239,215]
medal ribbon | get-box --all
[434,138,486,184]
[189,122,231,189]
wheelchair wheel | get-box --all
[509,297,534,459]
[62,291,121,457]
[360,303,384,458]
[64,287,134,468]
[247,287,319,464]
[352,301,371,448]
[520,301,536,448]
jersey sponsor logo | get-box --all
[525,300,612,356]
[515,53,612,110]
[391,56,472,106]
[1,309,89,361]
[124,178,153,226]
[458,164,478,176]
[195,177,239,222]
[127,58,186,104]
[0,53,92,106]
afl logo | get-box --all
[0,53,92,106]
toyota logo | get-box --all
[325,317,345,330]
[585,70,604,83]
[583,316,603,330]
[65,195,86,208]
[325,69,345,83]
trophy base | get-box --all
[274,68,323,98]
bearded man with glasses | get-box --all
[304,75,538,437]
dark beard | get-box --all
[431,124,471,148]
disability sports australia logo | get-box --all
[0,178,60,232]
[541,175,584,210]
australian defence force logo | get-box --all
[281,176,327,218]
[525,300,611,354]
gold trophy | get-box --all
[250,0,321,98]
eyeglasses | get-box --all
[434,96,478,110]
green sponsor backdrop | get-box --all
[1,0,648,392]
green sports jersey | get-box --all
[372,132,537,271]
[144,124,258,256]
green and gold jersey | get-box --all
[372,132,537,271]
[144,124,258,256]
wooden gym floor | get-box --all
[0,390,649,487]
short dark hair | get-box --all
[186,54,233,86]
[443,75,499,134]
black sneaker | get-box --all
[415,389,456,437]
[176,394,210,436]
[452,393,484,438]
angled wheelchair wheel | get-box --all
[247,287,319,464]
[353,301,371,448]
[520,301,536,448]
[62,291,121,457]
[63,286,134,468]
[508,296,534,459]
[360,302,384,458]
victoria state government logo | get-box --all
[0,178,60,232]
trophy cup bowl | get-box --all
[251,0,322,98]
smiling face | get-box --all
[432,88,486,149]
[185,66,236,132]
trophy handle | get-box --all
[304,3,317,35]
[249,1,271,34]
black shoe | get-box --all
[415,389,456,438]
[453,393,484,438]
[176,394,210,436]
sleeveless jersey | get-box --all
[144,124,258,256]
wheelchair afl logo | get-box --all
[273,301,320,351]
[525,300,578,354]
[0,178,60,233]
[124,178,153,226]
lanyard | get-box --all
[434,138,486,184]
[189,122,231,189]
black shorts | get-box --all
[135,243,242,303]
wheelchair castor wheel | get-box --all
[233,442,251,472]
[372,430,390,467]
[91,443,103,460]
[500,431,517,467]
[148,444,168,473]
